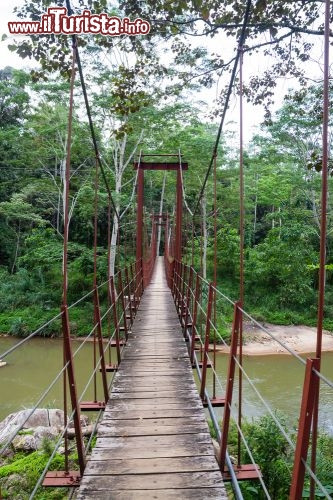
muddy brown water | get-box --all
[1,337,332,433]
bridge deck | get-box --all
[77,258,226,499]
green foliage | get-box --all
[0,449,65,499]
[0,436,81,499]
[0,68,331,341]
[0,307,61,337]
[303,434,333,498]
[246,223,318,312]
[242,414,291,499]
[0,67,30,126]
[239,414,333,499]
[8,317,29,337]
[207,225,240,281]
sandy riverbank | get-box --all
[215,323,333,356]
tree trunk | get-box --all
[272,205,275,229]
[201,196,207,280]
[11,221,21,274]
[109,211,119,277]
[157,172,167,256]
[253,173,258,244]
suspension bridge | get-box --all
[0,149,332,499]
[75,258,227,499]
[0,0,332,499]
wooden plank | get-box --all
[102,408,205,419]
[113,374,195,381]
[114,371,191,377]
[111,390,198,398]
[124,339,185,344]
[77,488,227,499]
[122,349,188,354]
[112,383,197,391]
[112,383,197,392]
[130,328,180,334]
[90,442,215,460]
[113,374,193,381]
[115,356,190,370]
[79,471,224,490]
[98,422,209,437]
[106,401,203,410]
[94,433,212,449]
[112,366,191,374]
[121,354,188,359]
[98,416,207,427]
[84,455,219,475]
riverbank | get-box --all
[2,322,333,357]
[216,323,333,356]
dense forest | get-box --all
[0,0,332,337]
[0,1,332,499]
[0,65,332,336]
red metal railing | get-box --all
[171,260,333,499]
[0,260,144,495]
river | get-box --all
[1,337,332,433]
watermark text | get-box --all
[8,8,151,36]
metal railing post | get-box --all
[219,301,241,471]
[118,270,129,341]
[190,273,201,366]
[110,276,121,365]
[94,287,109,402]
[290,358,320,500]
[200,283,214,400]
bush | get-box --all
[242,413,292,499]
[0,307,61,337]
[0,449,66,499]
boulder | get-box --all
[12,433,36,451]
[0,408,91,448]
[0,409,65,446]
[48,409,65,428]
[12,425,60,451]
[33,425,60,448]
[68,414,89,428]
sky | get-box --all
[0,1,328,144]
[1,0,36,69]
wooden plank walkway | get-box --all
[77,258,227,499]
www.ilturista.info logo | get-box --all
[8,7,151,36]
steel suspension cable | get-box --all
[62,44,75,306]
[107,180,113,364]
[0,312,62,360]
[63,347,69,473]
[65,0,119,221]
[310,0,330,497]
[61,40,77,474]
[193,0,252,215]
[0,361,69,457]
[238,45,245,468]
[93,157,99,403]
[178,149,193,217]
[61,38,86,475]
[213,153,218,400]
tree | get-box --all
[25,99,93,237]
[0,67,31,200]
[120,0,332,118]
[0,193,46,273]
[0,67,30,126]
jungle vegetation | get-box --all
[0,0,332,335]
